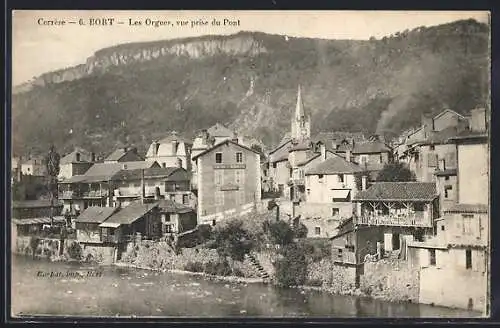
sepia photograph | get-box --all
[10,10,491,319]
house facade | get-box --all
[75,206,118,244]
[354,182,439,255]
[193,139,261,225]
[12,199,64,220]
[145,132,192,171]
[21,157,45,176]
[408,107,489,313]
[104,147,144,163]
[58,148,96,182]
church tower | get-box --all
[290,84,311,142]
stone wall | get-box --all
[360,258,419,303]
[13,236,73,259]
[81,244,116,265]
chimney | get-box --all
[123,146,128,153]
[421,114,434,138]
[75,152,81,162]
[470,108,487,132]
[91,152,96,162]
[141,169,145,204]
[320,143,326,161]
[361,175,367,191]
[345,149,352,163]
[231,131,239,143]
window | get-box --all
[182,194,189,205]
[360,155,368,164]
[337,249,343,258]
[164,224,172,233]
[429,249,436,266]
[235,170,245,184]
[318,174,324,183]
[332,208,339,216]
[466,249,472,269]
[430,145,435,151]
[462,214,475,235]
[236,152,243,163]
[315,227,321,235]
[444,185,452,199]
[445,176,450,181]
[338,174,344,183]
[212,220,217,227]
[307,189,310,195]
[215,152,222,164]
[215,171,223,186]
[379,154,383,164]
[441,225,445,231]
[273,163,277,168]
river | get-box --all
[11,255,480,318]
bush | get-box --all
[266,220,294,246]
[213,220,253,262]
[232,268,244,277]
[204,260,232,276]
[184,261,203,273]
[274,243,308,287]
[67,242,83,260]
[306,278,324,287]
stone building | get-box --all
[145,132,192,171]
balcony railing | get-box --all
[355,213,431,227]
[58,190,109,199]
[289,178,305,185]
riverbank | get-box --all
[113,261,266,284]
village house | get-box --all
[145,131,192,171]
[298,149,365,238]
[397,109,469,183]
[330,217,383,287]
[20,156,45,176]
[75,206,118,244]
[98,200,161,246]
[353,182,439,256]
[408,107,489,312]
[58,147,96,182]
[350,139,393,180]
[267,136,293,197]
[11,157,22,184]
[104,146,144,163]
[112,166,195,208]
[58,161,160,213]
[156,199,197,235]
[192,139,261,226]
[12,199,64,220]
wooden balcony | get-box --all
[59,190,109,199]
[355,213,432,227]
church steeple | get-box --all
[291,84,311,142]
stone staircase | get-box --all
[245,252,270,282]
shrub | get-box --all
[274,243,307,287]
[184,261,203,273]
[67,242,83,260]
[213,220,253,262]
[29,236,40,259]
[306,278,324,287]
[203,260,232,276]
[232,268,244,277]
[266,220,294,246]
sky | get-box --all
[12,10,490,86]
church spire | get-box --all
[295,84,306,120]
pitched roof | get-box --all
[63,161,158,183]
[12,199,63,208]
[352,141,392,154]
[444,203,488,214]
[312,131,365,144]
[305,155,364,175]
[269,137,292,155]
[157,199,194,214]
[113,167,184,181]
[103,201,159,226]
[60,148,93,164]
[207,123,234,137]
[105,148,144,162]
[289,141,311,152]
[354,182,437,201]
[75,206,117,223]
[12,216,66,225]
[409,126,463,146]
[191,139,260,160]
[449,130,488,142]
[157,132,191,145]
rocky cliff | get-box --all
[11,20,489,157]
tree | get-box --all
[274,242,308,287]
[44,145,61,227]
[265,220,295,246]
[376,162,416,182]
[213,220,253,262]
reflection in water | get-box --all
[11,255,480,318]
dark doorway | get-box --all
[392,233,400,250]
[466,249,472,269]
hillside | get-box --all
[11,19,489,157]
